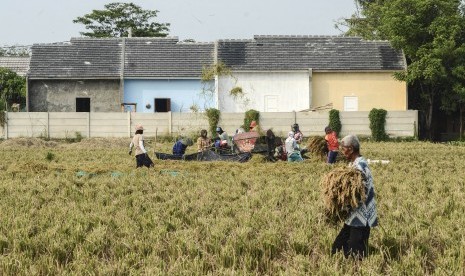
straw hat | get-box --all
[135,124,144,131]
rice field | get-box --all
[1,137,465,275]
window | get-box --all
[76,98,90,112]
[154,98,171,112]
[264,95,278,112]
[343,96,358,111]
[121,103,137,112]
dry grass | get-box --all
[306,136,328,158]
[1,138,465,274]
[320,167,365,223]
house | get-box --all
[27,37,215,113]
[0,56,30,76]
[216,35,407,112]
[27,35,406,113]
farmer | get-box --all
[197,129,211,152]
[331,134,378,259]
[292,123,304,145]
[128,124,154,168]
[285,131,303,162]
[215,127,230,149]
[172,137,193,156]
[325,126,339,164]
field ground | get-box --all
[1,137,465,275]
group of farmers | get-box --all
[128,122,378,260]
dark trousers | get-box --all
[331,223,371,259]
[327,151,338,164]
[136,153,154,168]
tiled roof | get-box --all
[28,38,123,79]
[217,35,406,71]
[123,38,214,78]
[0,57,30,76]
[28,35,405,79]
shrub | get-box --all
[205,108,221,137]
[243,109,260,130]
[369,108,388,141]
[328,109,342,135]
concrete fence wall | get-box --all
[1,110,418,139]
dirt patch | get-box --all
[63,138,129,149]
[0,138,58,148]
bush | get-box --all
[205,108,221,137]
[243,109,260,130]
[369,108,388,141]
[328,109,342,135]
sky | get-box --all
[0,0,357,46]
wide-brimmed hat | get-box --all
[135,124,144,131]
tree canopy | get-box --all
[340,0,465,139]
[73,2,170,38]
[0,68,26,111]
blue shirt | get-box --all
[345,156,378,227]
[172,140,188,156]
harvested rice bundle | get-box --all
[306,136,328,157]
[320,167,366,222]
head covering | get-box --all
[288,131,294,137]
[216,127,223,133]
[325,126,332,133]
[292,123,300,132]
[249,121,257,129]
[135,124,144,131]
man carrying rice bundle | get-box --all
[329,134,378,259]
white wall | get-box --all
[218,71,311,112]
[2,110,418,139]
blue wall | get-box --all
[124,79,216,113]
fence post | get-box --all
[127,111,131,137]
[47,112,50,139]
[4,111,7,139]
[168,111,172,135]
[87,112,91,138]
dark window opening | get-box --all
[76,98,90,112]
[154,98,171,112]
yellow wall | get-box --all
[312,72,407,111]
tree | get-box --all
[0,68,26,111]
[73,2,170,38]
[0,45,30,57]
[340,0,465,140]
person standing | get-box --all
[325,126,339,164]
[197,129,211,152]
[129,124,154,168]
[331,134,378,259]
[292,123,304,145]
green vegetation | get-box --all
[0,138,464,274]
[339,0,465,139]
[369,108,388,141]
[243,109,260,130]
[0,68,26,112]
[73,2,170,38]
[205,108,221,138]
[328,109,342,135]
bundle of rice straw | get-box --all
[306,136,328,157]
[320,167,366,223]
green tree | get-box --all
[0,45,30,57]
[73,2,170,38]
[0,68,26,111]
[341,0,465,140]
